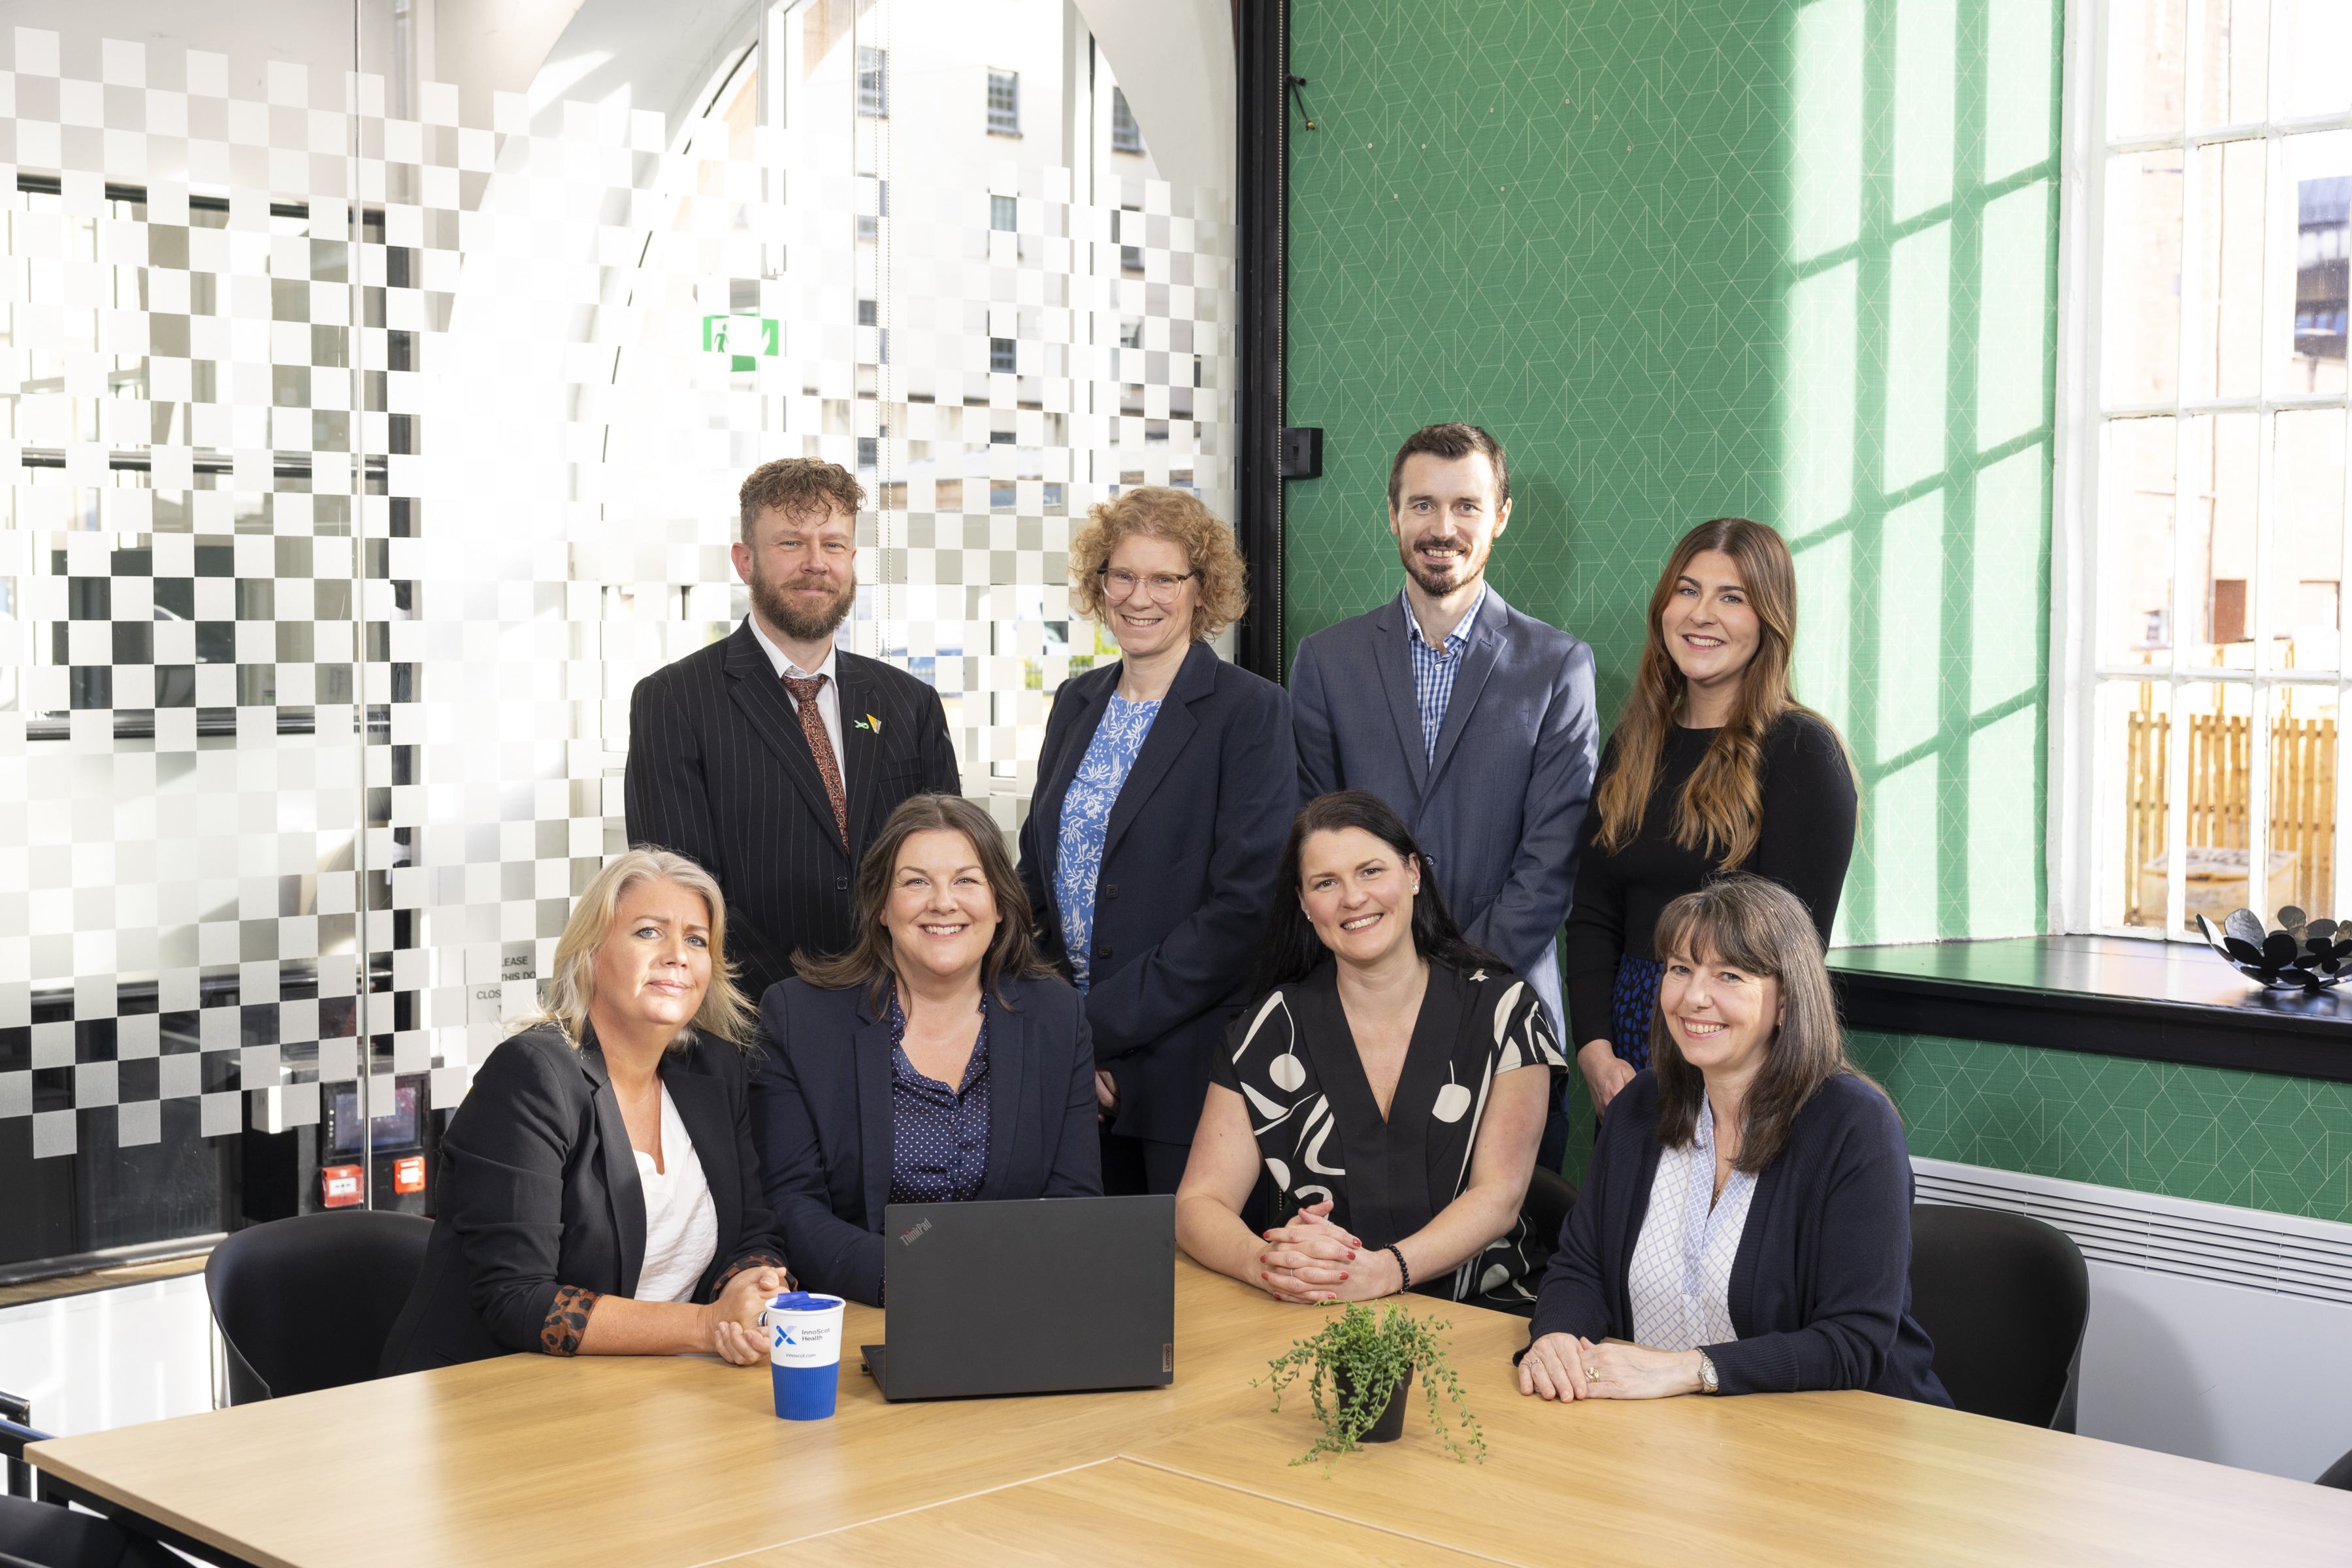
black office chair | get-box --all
[204,1209,434,1404]
[0,1421,180,1568]
[2317,1448,2352,1489]
[1908,1204,2089,1432]
[1524,1165,1578,1247]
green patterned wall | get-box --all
[1548,1028,2352,1224]
[1846,1031,2352,1224]
[1283,0,2062,948]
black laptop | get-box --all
[861,1194,1175,1400]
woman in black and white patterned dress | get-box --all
[1175,791,1566,1314]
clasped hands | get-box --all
[704,1265,787,1365]
[1254,1200,1401,1304]
[1518,1331,1705,1401]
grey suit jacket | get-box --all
[1289,590,1598,1033]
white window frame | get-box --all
[2052,0,2352,939]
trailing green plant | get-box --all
[1255,1301,1486,1471]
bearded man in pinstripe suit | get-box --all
[626,459,962,1005]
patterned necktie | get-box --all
[781,672,848,847]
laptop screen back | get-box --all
[880,1194,1175,1398]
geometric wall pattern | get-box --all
[0,5,1233,1275]
[1281,0,2061,953]
[1847,1029,2352,1226]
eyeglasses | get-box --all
[1098,566,1197,604]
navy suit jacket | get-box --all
[1290,590,1597,1033]
[1526,1071,1950,1403]
[749,973,1102,1306]
[1017,640,1296,1144]
[625,620,962,1004]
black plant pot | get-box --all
[1332,1365,1413,1443]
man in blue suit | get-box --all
[1290,423,1597,1159]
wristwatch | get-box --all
[1697,1350,1720,1394]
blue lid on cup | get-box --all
[766,1290,844,1311]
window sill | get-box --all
[1829,933,2352,1085]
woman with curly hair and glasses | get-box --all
[380,848,789,1375]
[1017,486,1296,1196]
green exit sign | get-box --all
[702,314,780,368]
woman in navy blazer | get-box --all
[754,793,1101,1306]
[1518,874,1947,1405]
[1017,488,1295,1195]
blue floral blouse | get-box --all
[1054,693,1162,991]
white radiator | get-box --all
[1914,1157,2352,1483]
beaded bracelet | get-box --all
[1386,1243,1411,1292]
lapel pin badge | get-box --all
[854,712,881,734]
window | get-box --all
[858,46,889,117]
[2070,0,2352,936]
[990,336,1017,373]
[987,70,1020,137]
[1111,87,1143,155]
[857,299,877,326]
[857,437,878,469]
[990,194,1017,233]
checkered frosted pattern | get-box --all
[0,32,374,1172]
[0,18,1237,1180]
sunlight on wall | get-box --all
[1782,0,2059,945]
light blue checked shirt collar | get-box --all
[1401,583,1486,762]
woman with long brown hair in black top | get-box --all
[1564,519,1859,1115]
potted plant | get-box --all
[1257,1301,1485,1471]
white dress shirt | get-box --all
[1626,1094,1759,1352]
[747,615,846,774]
[632,1085,718,1305]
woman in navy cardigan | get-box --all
[1018,487,1294,1196]
[753,793,1101,1306]
[1519,874,1947,1405]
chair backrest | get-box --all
[0,1492,181,1568]
[204,1209,434,1404]
[1908,1204,2089,1431]
[1524,1165,1578,1247]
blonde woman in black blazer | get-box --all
[380,849,788,1375]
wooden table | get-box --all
[29,1259,2352,1567]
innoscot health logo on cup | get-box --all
[759,1290,847,1421]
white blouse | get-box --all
[1627,1095,1758,1352]
[632,1086,719,1305]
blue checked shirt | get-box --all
[1403,585,1485,761]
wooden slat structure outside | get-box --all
[2122,681,2338,924]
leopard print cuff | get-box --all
[540,1285,600,1356]
[715,1252,792,1295]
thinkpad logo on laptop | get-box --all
[898,1217,932,1246]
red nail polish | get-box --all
[1341,1272,1349,1280]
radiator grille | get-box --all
[1912,1160,2352,1309]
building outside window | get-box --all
[858,45,890,116]
[2065,0,2352,936]
[987,69,1020,136]
[1111,86,1144,155]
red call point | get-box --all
[393,1156,426,1194]
[320,1164,363,1207]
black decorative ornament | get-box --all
[2194,906,2352,994]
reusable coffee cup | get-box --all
[760,1290,847,1420]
